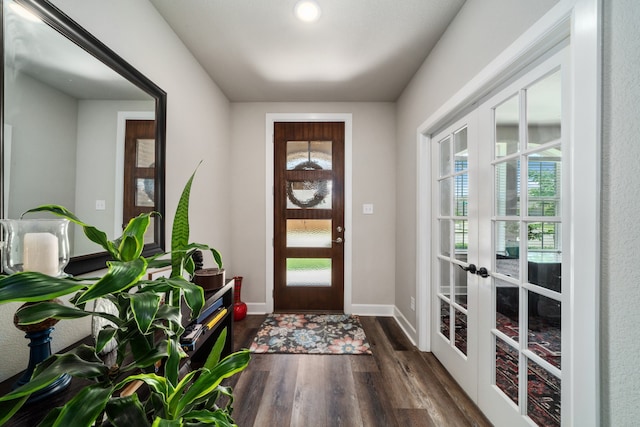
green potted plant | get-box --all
[0,167,250,426]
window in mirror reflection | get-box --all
[124,120,156,231]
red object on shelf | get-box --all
[233,276,247,321]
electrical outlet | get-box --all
[362,203,374,215]
[410,296,415,311]
[95,200,106,211]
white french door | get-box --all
[431,48,568,426]
[431,113,480,399]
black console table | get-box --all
[0,280,234,426]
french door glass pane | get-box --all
[454,127,468,163]
[495,337,519,405]
[454,220,468,261]
[454,309,467,355]
[440,178,452,216]
[440,299,451,342]
[496,278,519,341]
[495,94,519,158]
[286,219,331,248]
[527,358,561,427]
[439,219,451,257]
[286,258,331,287]
[527,71,561,149]
[454,263,467,307]
[495,159,521,216]
[527,291,561,369]
[439,259,450,297]
[527,147,562,216]
[495,220,520,278]
[454,173,468,216]
[440,136,452,176]
[286,140,332,170]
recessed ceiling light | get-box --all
[294,0,321,23]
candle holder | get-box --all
[0,218,70,276]
[0,218,71,402]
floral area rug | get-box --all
[249,313,372,355]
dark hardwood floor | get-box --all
[227,315,492,427]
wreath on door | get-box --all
[286,161,329,208]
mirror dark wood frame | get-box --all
[0,0,167,275]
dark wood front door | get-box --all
[274,122,345,312]
[123,119,156,241]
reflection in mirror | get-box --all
[2,0,166,274]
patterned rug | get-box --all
[249,313,372,355]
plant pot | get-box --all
[193,268,225,292]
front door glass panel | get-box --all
[286,258,331,287]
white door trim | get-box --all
[415,0,600,424]
[265,113,353,314]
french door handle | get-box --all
[459,264,489,278]
[461,263,477,274]
[477,267,489,278]
[332,237,343,244]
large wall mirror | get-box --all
[1,0,167,275]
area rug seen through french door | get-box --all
[249,313,372,355]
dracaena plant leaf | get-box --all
[128,292,162,334]
[0,272,86,303]
[23,205,117,259]
[15,301,92,325]
[105,393,149,427]
[76,258,148,305]
[45,383,115,427]
[173,350,250,416]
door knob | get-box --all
[461,263,477,274]
[477,267,489,278]
[332,237,343,244]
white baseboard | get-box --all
[393,306,418,346]
[350,304,395,316]
[246,302,268,314]
[245,302,395,317]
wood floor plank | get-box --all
[376,317,413,351]
[228,369,269,426]
[290,356,329,426]
[395,409,438,426]
[326,354,363,426]
[251,354,299,426]
[353,371,401,427]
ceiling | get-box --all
[149,0,466,102]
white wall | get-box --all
[601,0,640,423]
[4,71,77,218]
[74,99,154,256]
[395,0,559,330]
[0,0,231,382]
[229,102,396,310]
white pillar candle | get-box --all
[23,232,59,276]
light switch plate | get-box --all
[362,203,374,215]
[96,200,106,211]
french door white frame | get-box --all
[265,113,353,314]
[416,0,600,424]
